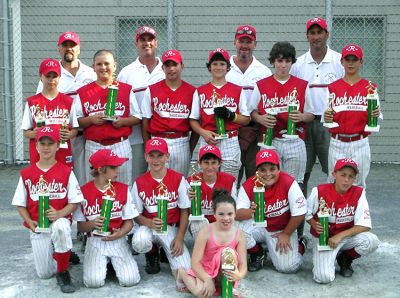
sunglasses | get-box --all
[236,29,255,36]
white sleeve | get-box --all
[305,187,319,221]
[129,90,142,119]
[141,88,153,118]
[117,67,128,83]
[236,186,251,209]
[230,182,238,201]
[238,88,250,116]
[69,103,79,128]
[72,203,86,222]
[248,84,261,113]
[288,181,306,216]
[131,183,144,214]
[67,172,84,204]
[303,84,315,114]
[12,177,27,207]
[353,189,372,229]
[21,102,33,130]
[177,177,191,209]
[75,95,84,118]
[36,81,43,94]
[189,90,200,119]
[122,188,139,220]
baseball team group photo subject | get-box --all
[4,14,394,298]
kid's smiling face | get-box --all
[214,202,236,229]
[332,167,357,194]
[256,163,280,188]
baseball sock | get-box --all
[53,250,71,272]
[343,248,360,260]
[247,244,261,254]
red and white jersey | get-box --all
[12,162,83,228]
[75,81,142,142]
[21,92,79,167]
[190,82,249,132]
[250,75,309,140]
[237,171,306,232]
[306,184,372,238]
[73,181,138,232]
[132,169,191,225]
[141,80,196,134]
[328,78,382,135]
[187,172,236,223]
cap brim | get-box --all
[235,34,256,41]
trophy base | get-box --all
[257,142,275,149]
[282,134,299,139]
[253,221,267,228]
[215,134,228,140]
[153,228,168,236]
[103,116,116,122]
[189,214,205,221]
[35,227,51,233]
[364,124,380,132]
[59,142,68,149]
[92,230,111,237]
[317,244,332,251]
[323,122,339,128]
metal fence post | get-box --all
[167,0,174,49]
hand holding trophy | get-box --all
[283,88,300,139]
[154,181,169,235]
[258,97,277,149]
[93,179,116,236]
[252,171,267,227]
[364,81,380,132]
[323,93,339,128]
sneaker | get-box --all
[69,251,80,265]
[337,253,354,277]
[159,247,169,264]
[56,270,76,293]
[145,251,160,274]
[248,247,265,272]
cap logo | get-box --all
[42,126,53,133]
[64,33,74,39]
[164,50,175,58]
[310,17,321,23]
[109,150,117,157]
[150,139,161,146]
[342,158,356,164]
[45,61,57,67]
[215,48,223,52]
[346,45,358,52]
[204,145,215,151]
[260,151,272,159]
[243,26,249,31]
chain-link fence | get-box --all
[1,0,399,163]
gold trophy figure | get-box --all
[323,93,339,128]
[221,247,237,298]
[364,81,380,132]
[212,89,229,140]
[189,161,204,221]
[59,109,69,149]
[258,97,277,149]
[283,88,300,139]
[35,105,46,127]
[93,179,116,236]
[154,181,169,235]
[317,197,332,251]
[252,171,267,227]
[35,175,51,233]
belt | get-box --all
[94,136,128,146]
[77,131,84,136]
[331,133,367,143]
[152,132,189,139]
[226,130,239,138]
[314,115,322,121]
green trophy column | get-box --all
[104,83,119,120]
[35,175,50,233]
[317,198,332,251]
[364,82,380,132]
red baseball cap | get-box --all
[199,145,222,160]
[256,149,280,167]
[35,126,60,142]
[89,149,128,170]
[39,58,61,76]
[162,49,183,64]
[145,138,169,154]
[209,48,230,63]
[341,44,363,60]
[334,158,359,174]
[135,26,157,42]
[58,31,80,45]
[235,25,256,41]
[306,17,328,32]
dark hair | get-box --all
[256,162,280,171]
[268,41,297,65]
[200,153,221,163]
[206,53,231,71]
[212,188,236,212]
[93,49,115,62]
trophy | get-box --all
[35,175,50,233]
[258,97,277,149]
[221,247,236,298]
[212,89,228,140]
[323,93,339,128]
[59,109,69,149]
[154,181,169,235]
[252,171,267,227]
[103,79,119,121]
[35,105,46,128]
[283,88,299,139]
[189,161,204,221]
[364,81,380,132]
[317,197,332,251]
[93,179,115,236]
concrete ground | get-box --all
[0,163,399,297]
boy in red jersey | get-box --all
[306,158,379,283]
[21,58,79,168]
[74,149,140,288]
[131,138,191,278]
[236,149,307,273]
[187,145,237,240]
[12,126,83,293]
[324,44,382,188]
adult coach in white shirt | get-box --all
[118,26,165,180]
[290,17,344,197]
[226,25,272,182]
[37,31,96,185]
